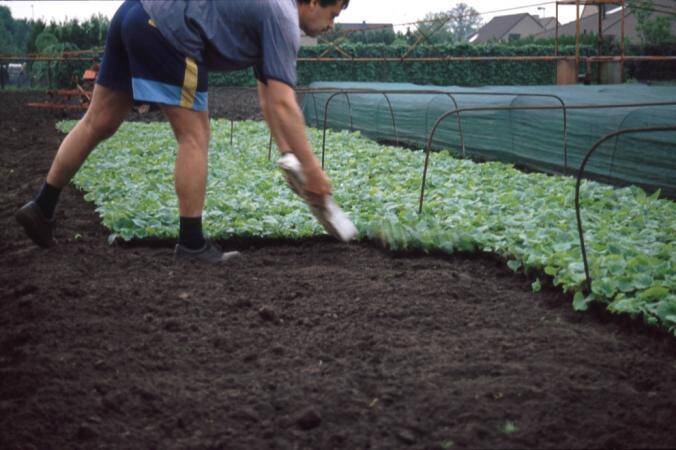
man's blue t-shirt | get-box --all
[140,0,301,87]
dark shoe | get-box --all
[15,201,55,248]
[175,240,241,265]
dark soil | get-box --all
[1,88,675,450]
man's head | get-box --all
[297,0,349,37]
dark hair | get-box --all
[297,0,350,9]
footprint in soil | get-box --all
[163,319,182,332]
[296,407,321,430]
[76,424,98,440]
[258,305,279,323]
[11,284,38,299]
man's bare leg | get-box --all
[162,104,240,263]
[161,105,210,218]
[16,84,133,247]
[48,84,134,188]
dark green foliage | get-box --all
[44,15,109,51]
[627,0,676,45]
[625,42,676,81]
[0,7,14,54]
[1,7,109,57]
[32,42,84,87]
[210,40,674,87]
[1,8,109,88]
[209,68,258,88]
[211,43,596,87]
[0,5,32,54]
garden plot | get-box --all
[2,91,674,450]
[64,119,676,334]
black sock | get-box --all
[179,216,206,250]
[34,182,61,219]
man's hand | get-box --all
[278,153,331,208]
[277,153,357,242]
[301,161,331,201]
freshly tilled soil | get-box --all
[1,89,675,449]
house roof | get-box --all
[470,13,543,43]
[538,17,559,30]
[534,7,676,39]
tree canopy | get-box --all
[0,6,109,56]
[413,3,483,44]
[627,0,675,45]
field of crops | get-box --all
[62,119,676,335]
[2,90,675,449]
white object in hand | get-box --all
[277,153,357,242]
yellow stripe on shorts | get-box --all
[180,57,198,109]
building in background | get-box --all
[538,16,559,31]
[469,13,558,43]
[533,5,676,42]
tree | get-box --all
[0,6,37,54]
[448,3,483,42]
[413,3,483,45]
[0,5,17,53]
[415,11,455,45]
[26,19,47,54]
[0,20,14,54]
[11,19,33,53]
[35,29,59,52]
[627,0,675,45]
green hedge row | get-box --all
[209,43,598,87]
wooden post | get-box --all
[555,2,560,56]
[598,4,603,83]
[557,58,578,84]
[575,0,581,72]
[621,0,625,82]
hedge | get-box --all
[208,43,599,87]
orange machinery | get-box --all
[27,63,98,110]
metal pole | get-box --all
[445,94,465,157]
[381,93,399,146]
[268,134,273,161]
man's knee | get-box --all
[176,130,210,152]
[83,112,123,141]
[172,120,210,151]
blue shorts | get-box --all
[97,0,208,111]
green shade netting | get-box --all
[301,82,676,197]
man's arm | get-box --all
[257,80,331,198]
[257,81,290,152]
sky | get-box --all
[0,0,580,28]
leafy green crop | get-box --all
[58,120,676,334]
